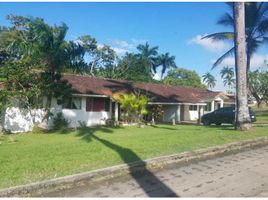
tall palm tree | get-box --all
[202,72,216,89]
[233,2,252,131]
[203,2,268,75]
[157,53,176,79]
[136,42,159,73]
[220,66,235,89]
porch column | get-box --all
[220,99,224,108]
[109,99,112,118]
[197,105,204,124]
[211,100,215,111]
[176,105,180,122]
[115,102,119,122]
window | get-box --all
[86,97,110,112]
[104,98,110,112]
[189,105,197,111]
[204,102,212,111]
[62,97,82,109]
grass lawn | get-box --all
[1,124,268,189]
[254,107,268,124]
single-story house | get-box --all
[3,74,235,133]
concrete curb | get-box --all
[1,136,268,197]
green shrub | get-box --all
[52,112,70,132]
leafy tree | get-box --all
[202,72,216,89]
[137,42,159,73]
[68,36,117,76]
[162,68,207,89]
[115,53,153,82]
[156,53,177,79]
[220,66,235,89]
[248,70,268,107]
[0,15,73,121]
[204,2,268,76]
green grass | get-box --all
[1,124,268,189]
[253,106,268,124]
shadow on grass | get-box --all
[206,124,235,131]
[76,126,179,197]
[150,124,178,130]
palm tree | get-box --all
[233,2,252,131]
[157,53,177,79]
[202,72,216,89]
[136,42,159,73]
[220,66,235,89]
[203,2,268,75]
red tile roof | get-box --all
[63,74,223,104]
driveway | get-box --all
[44,145,268,197]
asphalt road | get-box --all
[44,145,268,197]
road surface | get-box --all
[44,145,268,197]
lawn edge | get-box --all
[1,136,268,197]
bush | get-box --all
[52,112,70,132]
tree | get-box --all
[220,66,235,90]
[157,53,177,79]
[233,2,252,131]
[203,2,268,75]
[162,68,207,89]
[67,36,117,77]
[115,53,153,82]
[137,42,159,73]
[248,70,268,107]
[0,15,73,121]
[202,72,216,89]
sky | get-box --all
[1,2,268,91]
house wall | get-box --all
[223,103,235,107]
[4,96,112,133]
[183,105,200,121]
[162,105,180,122]
[61,97,111,127]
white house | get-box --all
[3,74,235,133]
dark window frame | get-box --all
[204,102,212,111]
[189,105,198,111]
[62,97,82,110]
[86,97,110,112]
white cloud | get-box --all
[111,47,129,55]
[111,39,134,49]
[153,72,161,81]
[97,43,104,48]
[108,38,148,55]
[211,53,268,70]
[188,34,230,53]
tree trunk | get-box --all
[246,53,251,80]
[233,2,252,131]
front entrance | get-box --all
[215,102,221,110]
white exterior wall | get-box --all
[183,105,198,121]
[162,105,180,123]
[4,96,112,133]
[62,109,110,127]
[61,97,111,127]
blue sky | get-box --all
[1,2,268,91]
